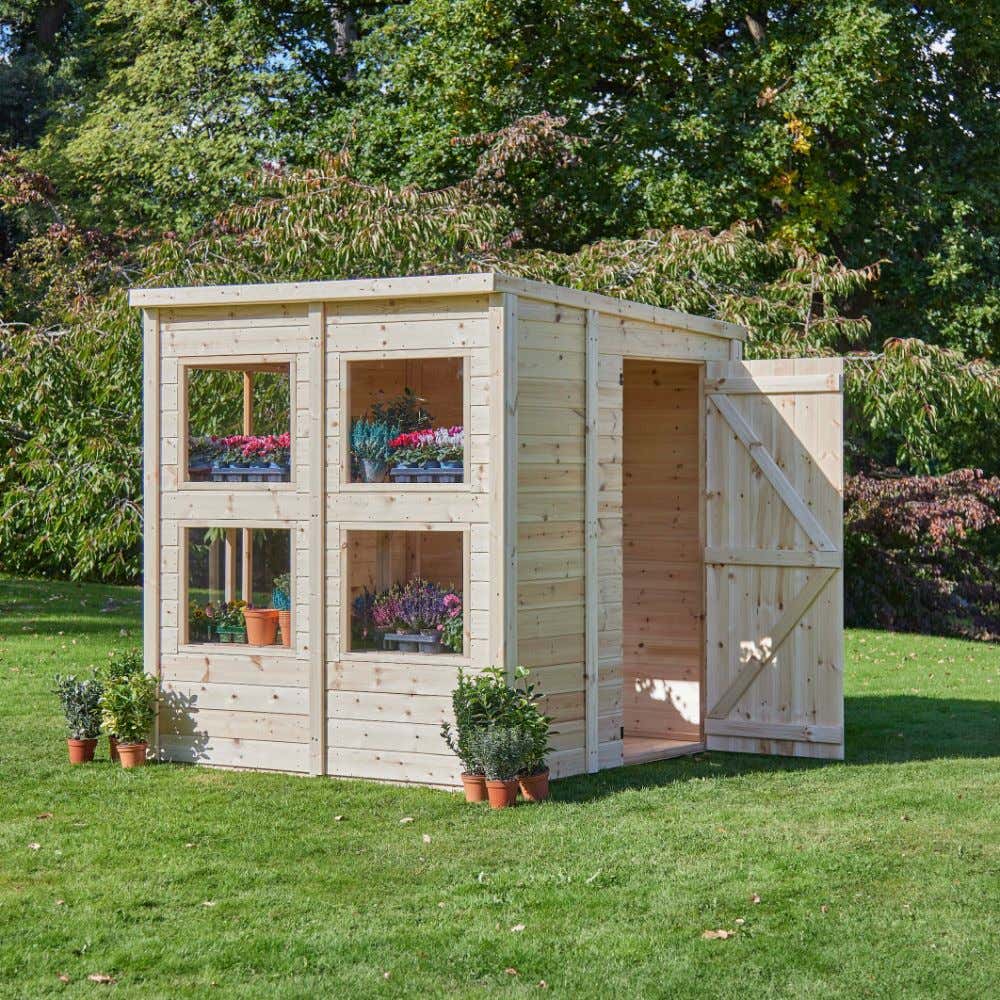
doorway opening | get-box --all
[621,359,704,765]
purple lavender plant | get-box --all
[397,579,448,632]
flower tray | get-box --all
[383,632,444,654]
[211,463,291,483]
[389,464,463,485]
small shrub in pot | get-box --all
[54,674,103,763]
[100,673,159,768]
[468,726,533,809]
[97,648,144,760]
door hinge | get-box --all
[620,725,625,740]
[618,371,624,387]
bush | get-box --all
[844,468,1000,640]
[441,665,551,775]
[53,674,103,739]
[100,672,159,746]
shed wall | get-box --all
[155,302,316,773]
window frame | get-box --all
[339,350,473,493]
[178,354,298,491]
[339,522,472,663]
[178,521,297,656]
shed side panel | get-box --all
[516,298,588,779]
[156,304,314,773]
[323,296,494,787]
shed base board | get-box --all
[622,736,704,766]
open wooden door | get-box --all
[704,358,844,759]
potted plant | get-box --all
[188,601,211,643]
[441,669,488,801]
[54,674,104,763]
[512,671,553,802]
[369,387,433,434]
[384,579,447,653]
[243,605,279,645]
[435,426,464,482]
[215,600,247,643]
[350,417,399,483]
[187,436,220,481]
[211,434,291,483]
[97,648,144,760]
[468,726,533,809]
[100,672,159,768]
[272,572,292,648]
[371,585,404,647]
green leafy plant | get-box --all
[441,665,550,775]
[215,600,247,632]
[53,674,104,739]
[369,388,433,434]
[440,608,463,654]
[100,672,158,746]
[350,417,400,479]
[98,648,144,684]
[466,726,533,781]
[272,572,292,610]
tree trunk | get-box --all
[329,3,359,79]
[745,10,768,45]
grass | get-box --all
[1,574,997,999]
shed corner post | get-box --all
[308,300,327,776]
[489,292,519,681]
[142,307,162,756]
[584,308,600,773]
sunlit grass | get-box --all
[1,574,997,999]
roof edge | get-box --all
[129,271,745,341]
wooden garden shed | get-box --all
[130,273,845,787]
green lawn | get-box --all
[1,574,997,999]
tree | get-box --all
[336,0,999,355]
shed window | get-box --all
[346,357,465,485]
[185,527,292,647]
[346,529,466,655]
[184,363,292,484]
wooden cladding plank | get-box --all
[143,309,162,753]
[159,734,310,772]
[584,308,600,773]
[159,653,309,688]
[161,680,308,713]
[162,491,307,521]
[325,748,462,787]
[161,708,309,743]
[327,690,453,726]
[327,719,447,755]
[308,302,326,774]
[706,374,841,394]
[704,548,842,568]
[327,660,465,696]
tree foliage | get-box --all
[4,138,998,582]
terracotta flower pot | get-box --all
[485,778,519,809]
[461,772,488,803]
[244,609,279,646]
[277,610,292,648]
[67,737,98,764]
[117,742,148,769]
[519,768,550,803]
[109,735,119,762]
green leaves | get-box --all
[99,671,158,745]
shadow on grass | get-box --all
[554,694,1000,803]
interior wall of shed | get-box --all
[622,360,703,756]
